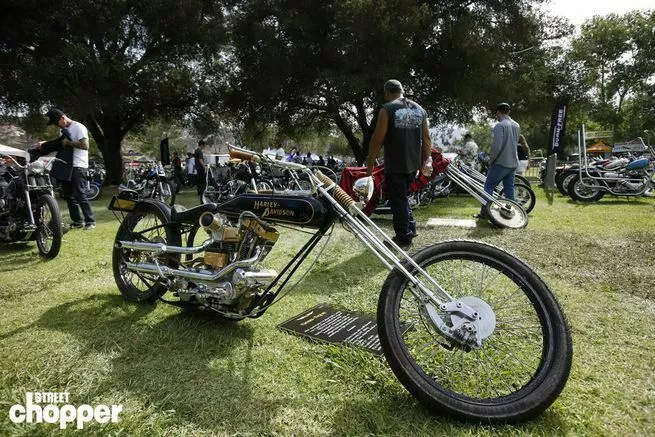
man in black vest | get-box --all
[367,80,432,249]
[194,140,207,201]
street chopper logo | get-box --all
[8,392,123,430]
[253,200,295,218]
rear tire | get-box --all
[378,240,572,423]
[567,175,605,202]
[112,204,181,302]
[513,182,536,214]
[35,194,63,259]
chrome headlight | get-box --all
[28,160,46,175]
[353,176,374,202]
[254,164,261,174]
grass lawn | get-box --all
[1,185,654,436]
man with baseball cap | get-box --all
[36,107,96,230]
[476,102,520,219]
[367,79,432,249]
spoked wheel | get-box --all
[378,240,572,423]
[485,199,528,229]
[112,204,181,302]
[513,182,536,214]
[35,194,63,259]
[556,170,577,197]
[514,174,531,188]
[157,180,176,206]
[567,176,605,202]
[85,184,101,201]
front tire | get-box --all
[86,184,101,201]
[378,240,572,423]
[485,199,528,229]
[35,194,63,259]
[112,204,181,302]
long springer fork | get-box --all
[310,171,456,307]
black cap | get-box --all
[198,140,205,146]
[496,102,511,113]
[45,107,65,125]
[384,79,403,93]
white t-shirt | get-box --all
[187,157,196,174]
[63,121,89,168]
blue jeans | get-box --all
[480,164,515,215]
[61,167,95,225]
[387,173,416,242]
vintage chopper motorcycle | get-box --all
[0,147,63,258]
[109,145,572,423]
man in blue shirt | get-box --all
[477,102,520,219]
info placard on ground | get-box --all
[278,303,408,356]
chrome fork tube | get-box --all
[313,180,453,305]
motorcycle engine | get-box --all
[174,212,280,315]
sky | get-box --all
[542,0,653,26]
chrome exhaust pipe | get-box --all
[117,239,213,255]
[124,248,263,281]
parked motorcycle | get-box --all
[202,159,273,204]
[109,145,572,423]
[120,161,175,206]
[567,127,654,202]
[0,150,63,258]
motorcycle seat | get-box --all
[171,203,220,223]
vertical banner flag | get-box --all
[160,138,170,165]
[548,101,568,160]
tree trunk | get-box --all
[330,109,365,164]
[85,116,125,185]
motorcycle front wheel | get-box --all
[112,204,182,302]
[35,194,63,259]
[86,184,102,201]
[485,199,528,229]
[378,240,572,423]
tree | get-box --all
[567,11,655,139]
[222,0,570,164]
[0,0,228,184]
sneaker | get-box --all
[84,223,96,230]
[69,222,83,230]
[473,213,488,220]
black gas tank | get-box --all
[218,193,333,229]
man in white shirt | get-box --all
[37,108,96,230]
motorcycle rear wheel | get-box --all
[512,182,536,214]
[378,240,572,423]
[567,176,605,202]
[112,204,181,302]
[35,194,63,259]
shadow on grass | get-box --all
[0,243,43,272]
[566,198,652,206]
[330,392,569,435]
[31,293,287,433]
